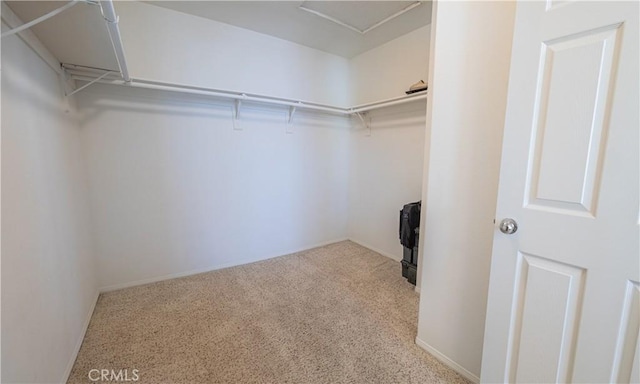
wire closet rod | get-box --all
[65,66,427,116]
[70,75,349,115]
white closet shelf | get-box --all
[63,64,427,117]
[4,1,426,119]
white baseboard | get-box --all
[414,286,421,294]
[348,238,401,262]
[415,337,480,384]
[63,289,100,383]
[99,237,349,293]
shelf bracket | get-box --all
[355,112,371,136]
[58,69,74,113]
[233,96,245,130]
[234,99,242,119]
[286,103,301,134]
[65,70,113,97]
[288,105,297,124]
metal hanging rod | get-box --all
[3,0,425,119]
[350,93,428,114]
[65,63,349,115]
[70,74,350,115]
[65,67,427,116]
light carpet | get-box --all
[68,241,470,383]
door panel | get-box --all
[508,254,586,383]
[612,281,640,383]
[527,24,620,217]
[481,1,639,383]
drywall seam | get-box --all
[415,337,480,383]
[99,238,349,292]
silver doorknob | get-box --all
[499,218,518,234]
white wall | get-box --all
[349,25,430,105]
[117,1,351,107]
[78,85,350,290]
[1,3,431,378]
[347,25,429,266]
[1,29,98,383]
[79,4,428,291]
[415,1,515,381]
[347,103,426,262]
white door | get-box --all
[481,1,639,383]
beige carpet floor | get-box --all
[68,241,470,384]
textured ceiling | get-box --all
[4,0,431,71]
[146,1,432,58]
[301,1,418,32]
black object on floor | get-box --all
[401,260,417,285]
[399,201,421,285]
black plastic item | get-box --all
[399,201,421,285]
[403,246,414,264]
[401,260,417,285]
[401,230,419,285]
[405,87,428,95]
[399,201,421,249]
[402,229,419,265]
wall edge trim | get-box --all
[63,289,100,383]
[415,336,480,384]
[348,237,401,261]
[98,237,349,293]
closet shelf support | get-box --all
[233,95,247,130]
[66,70,114,97]
[350,92,427,113]
[99,0,131,82]
[288,105,298,124]
[234,98,243,120]
[286,104,300,134]
[355,112,371,136]
[65,66,427,117]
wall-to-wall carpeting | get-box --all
[68,241,469,383]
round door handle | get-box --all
[499,218,518,234]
